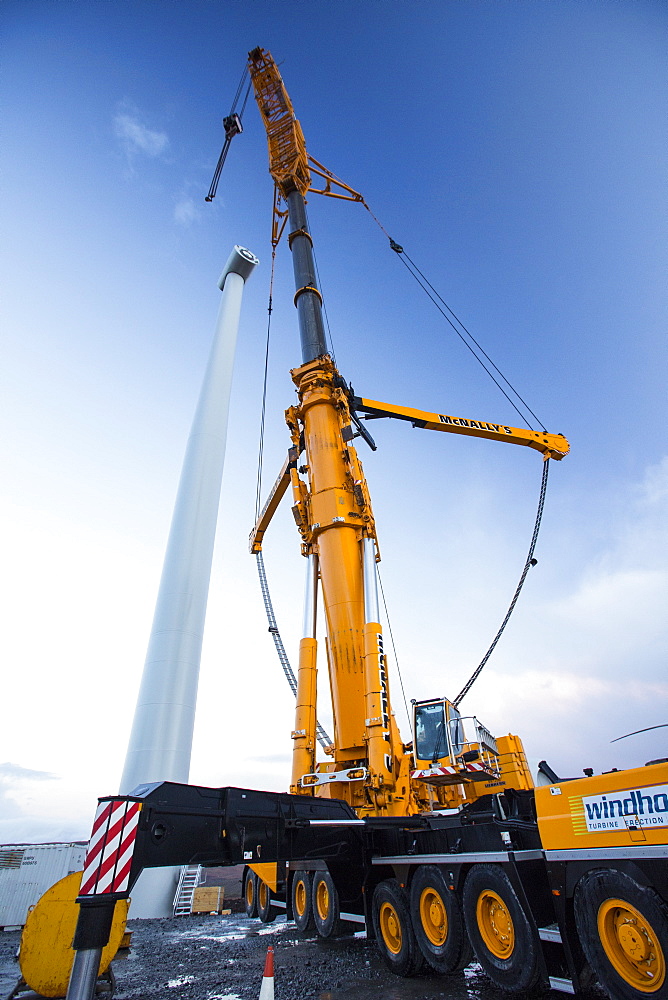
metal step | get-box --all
[539,925,563,943]
[172,864,202,916]
[549,977,575,994]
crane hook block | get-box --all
[223,114,243,139]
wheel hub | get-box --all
[420,887,447,946]
[380,901,402,955]
[618,919,649,962]
[477,889,515,959]
[598,898,666,992]
[316,881,329,920]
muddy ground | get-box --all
[0,914,520,1000]
[0,869,605,1000]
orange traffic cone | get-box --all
[258,945,274,1000]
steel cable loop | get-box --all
[453,458,550,707]
[255,550,296,695]
[255,551,332,749]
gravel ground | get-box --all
[0,874,606,1000]
[0,914,519,1000]
[0,912,524,1000]
[1,913,608,1000]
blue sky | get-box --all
[1,0,666,842]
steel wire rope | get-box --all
[230,65,249,110]
[399,250,545,431]
[238,77,253,119]
[394,252,538,430]
[256,549,331,749]
[361,202,545,431]
[253,237,331,749]
[453,458,550,706]
[359,201,553,700]
[206,70,252,203]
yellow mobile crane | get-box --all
[67,48,668,1000]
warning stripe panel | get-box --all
[83,802,114,869]
[81,802,126,892]
[410,762,488,778]
[80,800,141,896]
[94,809,140,894]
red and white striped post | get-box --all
[65,797,142,1000]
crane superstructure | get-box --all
[245,46,567,818]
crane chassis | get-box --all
[74,767,668,998]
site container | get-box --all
[0,843,86,929]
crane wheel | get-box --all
[575,869,668,999]
[372,879,424,977]
[257,879,278,924]
[292,871,314,933]
[243,868,258,918]
[409,865,472,973]
[311,871,340,938]
[462,864,541,992]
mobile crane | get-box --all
[67,48,668,1000]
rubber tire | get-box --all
[257,879,278,924]
[243,869,258,918]
[462,864,541,992]
[292,870,314,933]
[410,865,473,973]
[372,878,424,977]
[574,868,668,1000]
[312,871,340,938]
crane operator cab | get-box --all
[411,697,504,785]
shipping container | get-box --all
[0,843,87,929]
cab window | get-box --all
[414,701,448,762]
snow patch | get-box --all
[166,975,195,987]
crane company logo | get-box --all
[581,784,668,832]
[377,633,391,742]
[439,414,512,434]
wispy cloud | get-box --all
[0,763,92,843]
[174,196,199,226]
[0,762,57,783]
[465,457,668,775]
[113,106,169,161]
[0,762,57,825]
